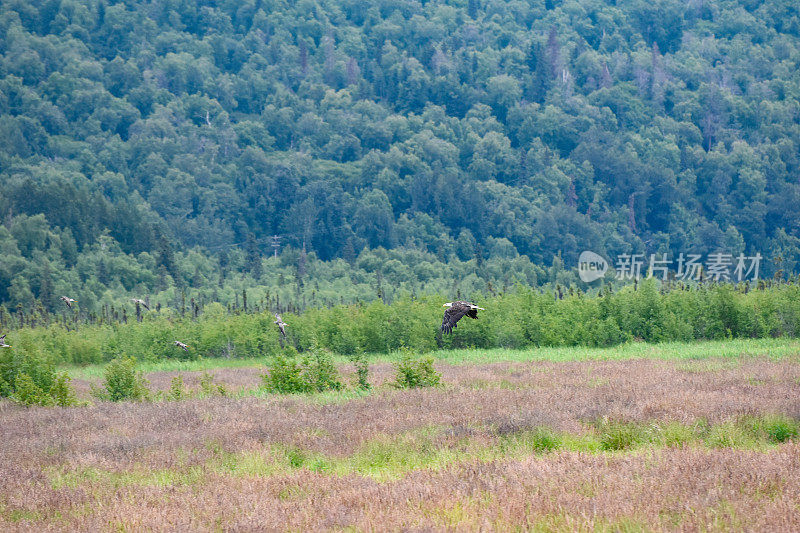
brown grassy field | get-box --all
[2,355,799,531]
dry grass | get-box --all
[2,446,799,531]
[1,356,799,531]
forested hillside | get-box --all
[1,0,800,313]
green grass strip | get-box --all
[45,415,800,489]
[64,338,800,380]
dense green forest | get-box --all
[1,0,800,313]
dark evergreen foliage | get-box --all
[1,0,799,312]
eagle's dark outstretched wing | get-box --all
[132,298,150,310]
[441,301,478,334]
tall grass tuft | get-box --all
[742,414,800,444]
[596,420,648,451]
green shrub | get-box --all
[199,371,228,397]
[166,375,187,401]
[12,373,53,406]
[67,338,104,365]
[303,351,343,392]
[100,356,150,402]
[282,345,300,358]
[262,354,309,393]
[350,354,371,390]
[393,355,441,389]
[0,375,11,397]
[262,351,342,394]
[49,372,78,407]
[0,348,77,406]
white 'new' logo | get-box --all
[578,251,609,282]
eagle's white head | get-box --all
[443,302,453,307]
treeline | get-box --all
[2,281,798,367]
[2,0,800,311]
[0,214,548,318]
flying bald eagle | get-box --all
[441,301,485,334]
[131,298,150,310]
[274,313,287,338]
[0,334,10,348]
[173,341,189,352]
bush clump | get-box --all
[393,356,441,389]
[0,349,78,407]
[158,372,227,402]
[199,371,228,397]
[350,353,371,390]
[13,372,77,407]
[166,375,187,401]
[49,372,79,407]
[262,354,307,393]
[262,351,343,394]
[96,356,150,402]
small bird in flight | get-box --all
[60,296,76,308]
[441,301,485,334]
[131,298,150,310]
[173,341,189,352]
[0,334,10,348]
[274,313,287,338]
